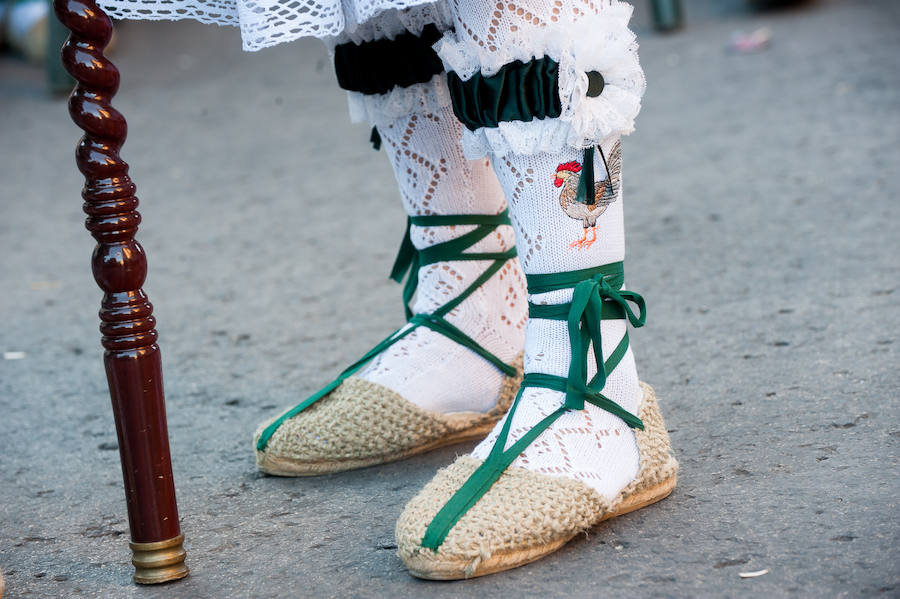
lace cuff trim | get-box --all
[346,73,452,125]
[435,2,645,156]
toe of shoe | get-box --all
[395,456,610,579]
[254,377,452,473]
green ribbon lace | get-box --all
[256,211,519,452]
[420,261,646,550]
[389,210,519,321]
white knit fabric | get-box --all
[437,0,645,157]
[442,2,646,501]
[342,19,529,415]
[357,96,528,414]
[470,135,643,501]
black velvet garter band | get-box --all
[333,24,445,95]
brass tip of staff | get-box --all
[130,533,189,584]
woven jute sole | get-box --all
[405,475,677,580]
[257,418,502,477]
[256,354,523,477]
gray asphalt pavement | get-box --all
[1,0,898,597]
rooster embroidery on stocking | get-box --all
[554,141,622,250]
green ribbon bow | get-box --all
[529,265,645,425]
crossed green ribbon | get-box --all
[420,261,645,550]
[256,211,518,452]
[529,264,645,423]
[389,210,517,321]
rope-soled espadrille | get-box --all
[395,382,678,579]
[255,355,522,476]
[254,210,523,476]
[394,261,678,578]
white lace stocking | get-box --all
[470,135,643,500]
[334,10,527,416]
[358,99,528,414]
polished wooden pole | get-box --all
[52,0,189,584]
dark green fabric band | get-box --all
[529,299,626,321]
[525,262,624,294]
[408,213,511,227]
[256,211,518,452]
[420,260,647,550]
[334,24,445,95]
[446,56,562,132]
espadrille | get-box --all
[255,210,524,476]
[254,355,522,475]
[394,262,678,578]
[396,383,677,579]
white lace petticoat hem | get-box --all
[96,0,441,51]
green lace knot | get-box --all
[564,273,646,410]
[526,263,645,419]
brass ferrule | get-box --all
[130,533,189,584]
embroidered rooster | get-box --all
[553,141,621,250]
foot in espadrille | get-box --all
[396,383,678,579]
[395,136,677,575]
[394,138,678,575]
[395,0,676,573]
[254,73,528,475]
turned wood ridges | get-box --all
[53,0,186,576]
[57,4,151,349]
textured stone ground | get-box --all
[1,0,898,597]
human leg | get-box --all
[254,5,529,475]
[395,0,678,577]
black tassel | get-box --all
[598,146,612,199]
[370,126,382,151]
[576,146,596,206]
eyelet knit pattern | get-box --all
[395,382,678,578]
[255,354,522,476]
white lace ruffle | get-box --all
[435,1,646,157]
[329,1,450,45]
[96,0,441,51]
[459,117,568,158]
[346,73,452,125]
